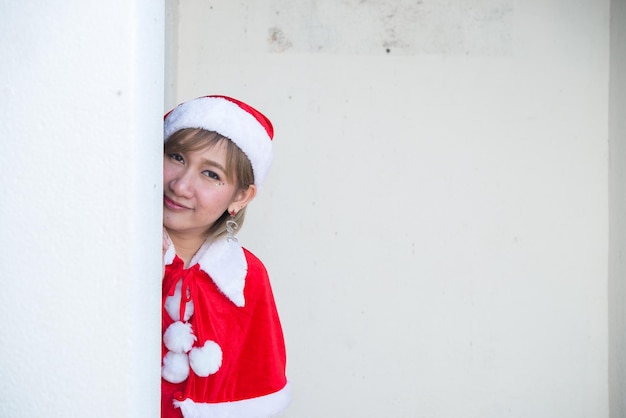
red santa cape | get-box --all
[161,237,290,418]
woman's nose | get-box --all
[168,168,194,197]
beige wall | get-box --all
[168,1,611,416]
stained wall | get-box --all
[170,1,611,417]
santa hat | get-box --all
[164,95,274,187]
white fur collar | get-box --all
[164,237,247,307]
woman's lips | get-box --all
[164,195,191,211]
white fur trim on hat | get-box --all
[164,96,273,187]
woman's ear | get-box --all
[229,185,257,214]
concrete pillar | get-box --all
[0,1,163,416]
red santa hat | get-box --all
[164,95,274,187]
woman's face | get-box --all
[163,140,243,239]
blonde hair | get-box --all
[164,128,255,239]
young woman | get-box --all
[161,95,290,418]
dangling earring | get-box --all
[226,210,239,242]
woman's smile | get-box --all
[164,194,191,211]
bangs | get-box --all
[165,128,250,185]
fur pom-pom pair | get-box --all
[162,340,223,384]
[162,278,222,384]
[162,319,195,384]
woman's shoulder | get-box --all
[242,247,269,277]
[242,247,280,298]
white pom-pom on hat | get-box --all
[164,95,274,187]
[189,340,223,377]
[163,321,197,354]
[162,351,190,384]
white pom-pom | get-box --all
[189,340,223,377]
[161,351,190,383]
[163,321,196,353]
[164,280,194,321]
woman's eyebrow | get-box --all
[200,158,226,172]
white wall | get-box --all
[609,0,626,416]
[170,1,610,417]
[0,1,163,417]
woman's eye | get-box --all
[202,170,220,181]
[168,153,184,163]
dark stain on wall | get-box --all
[267,0,513,56]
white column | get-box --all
[0,1,163,417]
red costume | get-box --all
[161,238,290,417]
